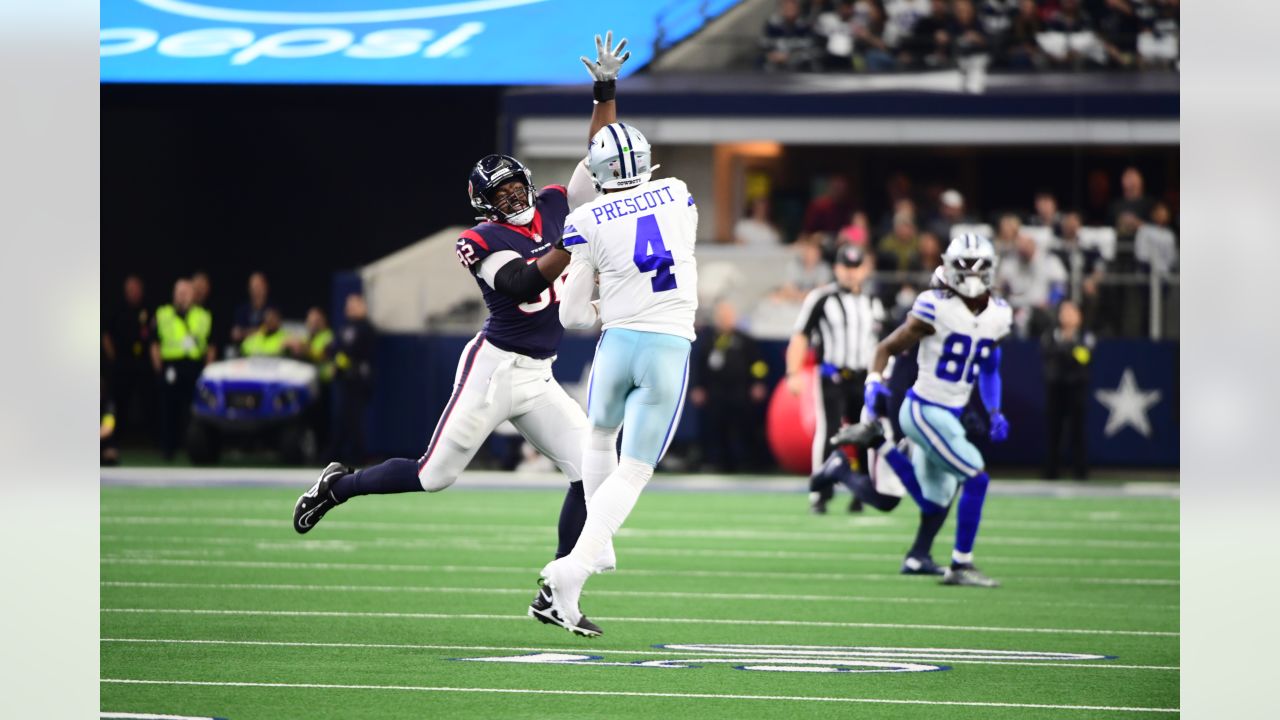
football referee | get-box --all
[785,243,885,513]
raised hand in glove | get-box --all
[581,30,631,82]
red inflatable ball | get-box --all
[766,370,817,476]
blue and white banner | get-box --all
[100,0,737,85]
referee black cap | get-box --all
[835,243,866,268]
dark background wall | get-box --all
[101,84,502,331]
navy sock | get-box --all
[330,458,423,503]
[954,472,990,556]
[554,481,587,559]
[909,505,951,558]
[821,452,900,512]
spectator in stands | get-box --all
[1041,299,1093,480]
[761,0,819,72]
[950,0,990,61]
[993,212,1023,258]
[899,0,954,68]
[1099,0,1141,68]
[851,0,897,71]
[1084,168,1113,225]
[815,1,858,70]
[241,307,289,357]
[877,209,920,271]
[231,271,273,346]
[1052,211,1105,331]
[331,293,376,464]
[102,274,154,442]
[776,234,835,301]
[734,197,783,247]
[1110,166,1154,226]
[883,0,931,54]
[1026,189,1063,236]
[997,232,1067,337]
[1136,0,1178,69]
[907,231,944,279]
[803,174,854,235]
[1005,0,1047,69]
[1135,201,1178,277]
[1043,0,1105,68]
[927,188,970,241]
[690,300,771,473]
[837,210,871,248]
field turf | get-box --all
[101,481,1179,718]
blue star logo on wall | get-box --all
[1094,368,1163,438]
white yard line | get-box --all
[100,580,1177,611]
[99,637,1181,671]
[99,533,1181,568]
[100,504,1178,533]
[100,515,1179,550]
[98,678,1179,713]
[100,557,1178,586]
[99,608,1178,637]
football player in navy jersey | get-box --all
[293,33,632,583]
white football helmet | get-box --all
[587,122,660,191]
[942,233,998,298]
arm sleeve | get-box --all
[475,250,523,288]
[979,345,1002,413]
[558,252,599,330]
[492,258,553,301]
[567,158,597,211]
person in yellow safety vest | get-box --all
[289,307,337,452]
[150,279,210,460]
[240,307,289,357]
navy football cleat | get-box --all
[293,461,350,534]
[901,554,947,576]
[829,421,886,449]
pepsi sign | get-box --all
[101,0,737,85]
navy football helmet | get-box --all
[468,154,537,226]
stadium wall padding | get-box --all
[364,335,1178,469]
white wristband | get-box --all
[865,372,883,385]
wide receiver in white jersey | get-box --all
[531,121,698,636]
[842,234,1013,588]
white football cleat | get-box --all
[536,558,600,637]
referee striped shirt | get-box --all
[793,283,885,371]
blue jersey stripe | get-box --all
[562,235,587,247]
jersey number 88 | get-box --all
[936,333,996,383]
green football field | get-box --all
[101,481,1179,718]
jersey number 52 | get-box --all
[633,214,677,293]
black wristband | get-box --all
[593,79,616,102]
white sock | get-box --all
[582,426,619,503]
[566,456,653,573]
[952,550,974,565]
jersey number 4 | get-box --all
[633,214,677,293]
[936,333,996,383]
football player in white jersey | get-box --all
[531,121,699,635]
[841,234,1012,587]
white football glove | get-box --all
[580,30,630,82]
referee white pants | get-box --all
[415,333,588,492]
